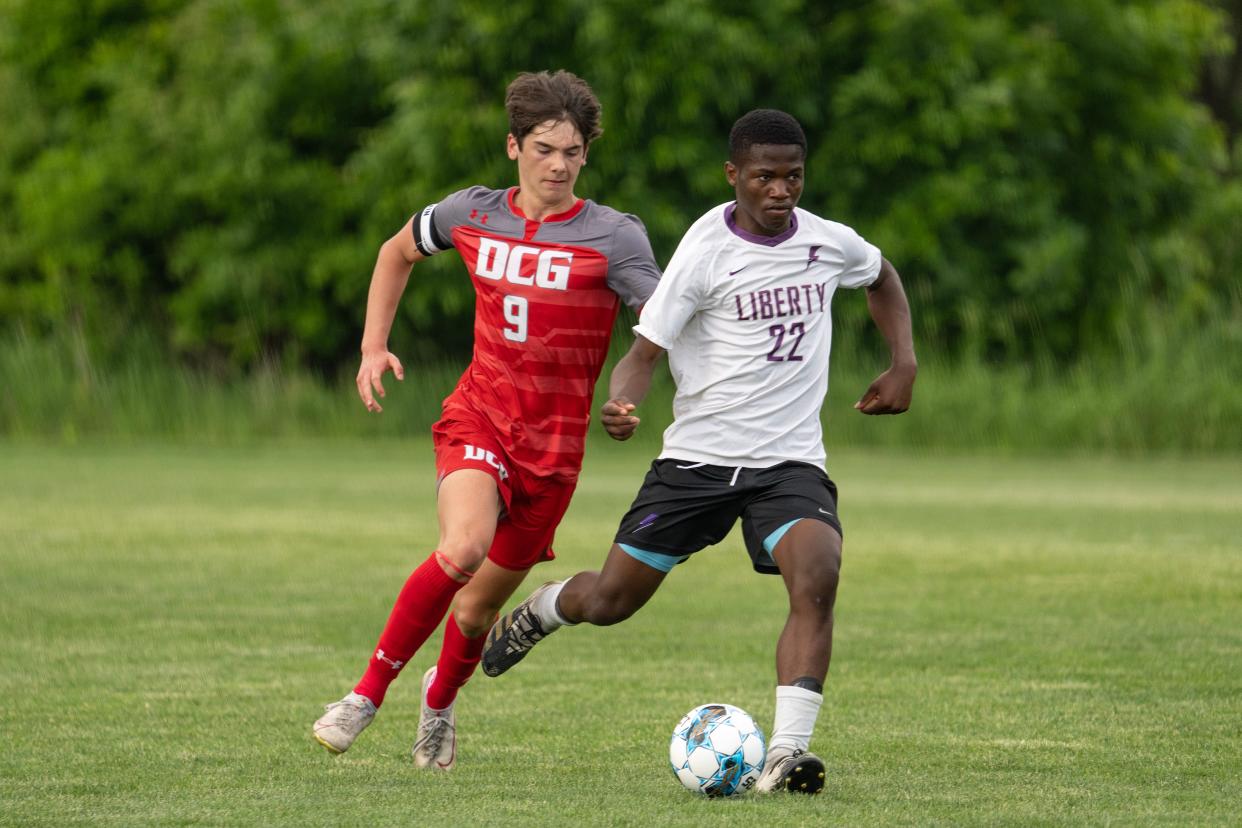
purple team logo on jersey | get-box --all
[805,245,821,270]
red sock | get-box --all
[354,553,465,708]
[426,613,486,710]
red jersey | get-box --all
[412,186,660,479]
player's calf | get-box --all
[573,576,649,626]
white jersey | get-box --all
[635,202,881,469]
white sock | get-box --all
[768,684,823,753]
[532,581,573,629]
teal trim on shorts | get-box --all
[619,543,687,573]
[763,519,804,554]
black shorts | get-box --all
[614,459,843,575]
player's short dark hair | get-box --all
[729,109,807,163]
[506,70,603,148]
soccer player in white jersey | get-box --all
[481,109,917,795]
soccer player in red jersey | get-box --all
[312,71,661,768]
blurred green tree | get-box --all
[0,0,1237,371]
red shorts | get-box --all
[432,408,578,571]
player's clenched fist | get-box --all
[853,363,916,415]
[601,398,640,441]
[356,349,405,413]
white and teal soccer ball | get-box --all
[669,703,766,797]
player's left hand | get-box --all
[601,397,641,441]
[855,363,916,415]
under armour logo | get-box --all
[375,649,404,670]
[469,209,489,224]
[805,245,822,270]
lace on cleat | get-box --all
[312,692,376,754]
[412,667,456,770]
[479,582,560,678]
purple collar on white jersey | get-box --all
[724,203,799,247]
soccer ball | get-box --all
[669,703,765,797]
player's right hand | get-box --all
[356,349,405,413]
[601,398,640,441]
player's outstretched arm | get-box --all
[601,334,666,440]
[356,218,427,413]
[855,258,917,415]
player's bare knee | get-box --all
[451,591,499,636]
[452,604,495,637]
[789,565,839,617]
[809,537,842,593]
[820,553,841,590]
[435,538,489,575]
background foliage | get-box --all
[1,0,1240,451]
[2,0,1239,364]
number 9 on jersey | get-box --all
[503,295,528,342]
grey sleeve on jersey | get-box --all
[411,187,484,256]
[838,226,883,289]
[605,214,662,311]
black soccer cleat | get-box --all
[480,582,560,677]
[755,748,826,795]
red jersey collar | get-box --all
[507,187,586,223]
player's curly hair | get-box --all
[506,70,603,148]
[728,109,807,163]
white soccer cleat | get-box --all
[412,667,456,770]
[755,746,826,794]
[313,691,376,754]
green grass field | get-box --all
[1,441,1240,826]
